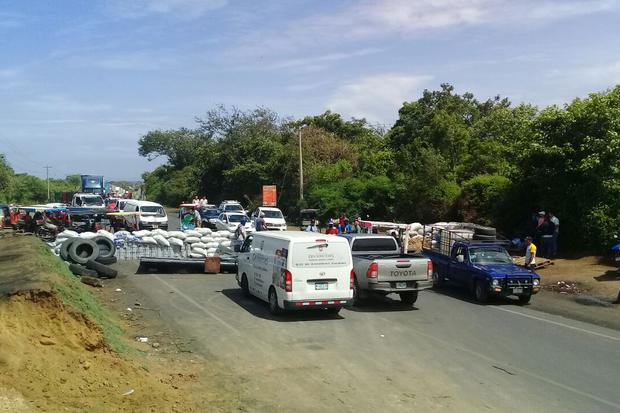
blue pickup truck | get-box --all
[423,225,541,304]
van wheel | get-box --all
[399,291,418,305]
[474,280,489,303]
[326,307,341,315]
[268,288,283,315]
[241,274,250,297]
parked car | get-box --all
[200,206,221,229]
[299,208,319,230]
[423,225,541,304]
[251,207,287,231]
[236,232,353,314]
[122,200,168,230]
[218,200,246,215]
[341,234,432,306]
[214,212,254,233]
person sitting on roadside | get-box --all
[524,236,537,270]
[326,221,339,235]
[306,218,320,233]
[342,218,353,234]
[351,219,363,233]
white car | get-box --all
[251,207,287,231]
[218,200,246,215]
[214,212,254,233]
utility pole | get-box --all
[298,127,304,201]
[44,165,52,202]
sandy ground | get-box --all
[0,234,237,412]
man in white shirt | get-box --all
[549,212,559,257]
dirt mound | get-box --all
[0,235,224,412]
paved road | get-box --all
[118,263,620,413]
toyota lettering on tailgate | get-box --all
[390,270,416,276]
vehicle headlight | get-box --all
[533,279,540,286]
[492,279,500,286]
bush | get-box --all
[456,174,511,227]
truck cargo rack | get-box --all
[423,224,510,257]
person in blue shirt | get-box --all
[342,218,353,234]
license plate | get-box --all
[513,287,523,294]
[315,282,328,290]
[396,282,407,289]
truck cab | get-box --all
[424,225,541,304]
[71,193,105,208]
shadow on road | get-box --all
[431,284,527,306]
[595,270,620,282]
[347,295,418,313]
[220,288,345,322]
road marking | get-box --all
[153,275,241,335]
[405,324,620,411]
[490,306,620,342]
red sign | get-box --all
[262,185,277,206]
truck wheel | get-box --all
[268,287,283,315]
[432,270,444,289]
[241,274,250,297]
[517,294,532,305]
[474,280,489,303]
[352,278,363,306]
[399,291,418,305]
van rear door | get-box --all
[289,238,352,301]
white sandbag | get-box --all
[141,236,158,245]
[153,234,170,247]
[220,240,231,247]
[206,252,215,257]
[151,229,170,238]
[184,237,201,244]
[206,242,219,249]
[55,237,68,246]
[168,231,187,240]
[58,229,79,238]
[195,228,212,235]
[416,228,424,236]
[168,237,184,247]
[184,230,201,237]
[207,247,217,253]
[189,252,204,258]
[133,230,151,237]
[200,236,213,243]
[79,231,98,239]
[192,242,208,249]
[96,229,114,241]
[114,230,131,238]
[192,247,207,255]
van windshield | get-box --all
[292,241,351,268]
[140,206,165,217]
[81,196,103,206]
[262,210,283,219]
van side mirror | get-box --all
[456,254,464,263]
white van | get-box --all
[122,200,168,230]
[236,232,353,315]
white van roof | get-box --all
[253,232,344,242]
[258,207,282,212]
[124,200,164,207]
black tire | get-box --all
[432,270,444,289]
[85,260,118,279]
[475,226,496,236]
[399,291,419,305]
[60,238,78,261]
[68,239,100,264]
[95,255,117,265]
[473,234,496,241]
[352,278,363,306]
[474,280,489,303]
[68,263,98,277]
[326,307,341,315]
[517,294,532,305]
[241,274,250,297]
[91,236,116,259]
[268,287,283,315]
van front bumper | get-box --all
[368,280,433,293]
[283,299,349,310]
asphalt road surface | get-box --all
[118,262,620,413]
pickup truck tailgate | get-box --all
[375,257,429,282]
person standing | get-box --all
[549,212,559,258]
[305,219,320,233]
[326,221,339,235]
[255,212,267,231]
[193,207,202,228]
[524,236,537,270]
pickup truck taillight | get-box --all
[285,270,293,292]
[427,260,433,281]
[350,270,354,289]
[367,262,378,279]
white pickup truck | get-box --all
[341,234,433,306]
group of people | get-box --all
[192,196,210,208]
[524,211,560,269]
[305,214,364,234]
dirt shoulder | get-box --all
[0,234,236,412]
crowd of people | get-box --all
[305,214,365,234]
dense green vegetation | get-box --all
[139,84,620,251]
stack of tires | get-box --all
[472,225,496,241]
[60,236,118,279]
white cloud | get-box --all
[548,60,620,87]
[20,95,111,112]
[261,48,382,71]
[108,0,228,19]
[327,73,433,123]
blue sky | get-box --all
[1,0,619,180]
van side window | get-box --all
[241,236,253,253]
